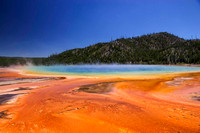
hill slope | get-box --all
[45,32,200,65]
[1,32,200,66]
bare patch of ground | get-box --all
[0,77,66,86]
[73,82,116,94]
[191,92,200,101]
[165,77,193,86]
[10,87,33,92]
[0,93,26,105]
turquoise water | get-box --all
[24,65,200,76]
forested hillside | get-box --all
[1,32,200,66]
[46,32,200,65]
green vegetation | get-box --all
[1,32,200,66]
[46,32,200,65]
[0,57,45,67]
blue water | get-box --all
[24,65,200,76]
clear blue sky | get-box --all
[0,0,200,57]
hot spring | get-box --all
[24,65,200,76]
